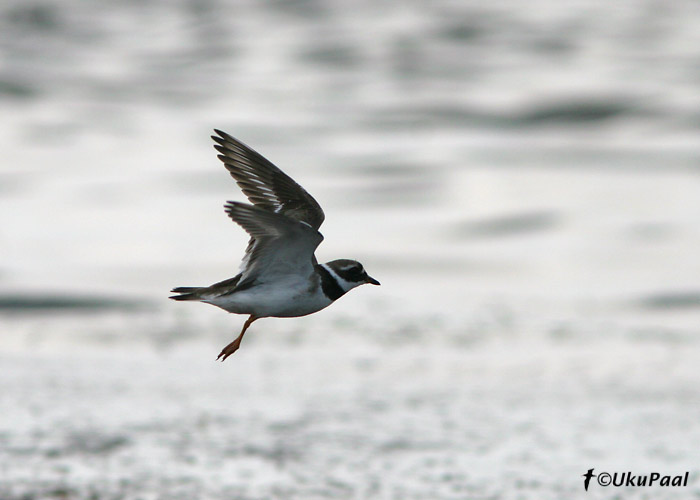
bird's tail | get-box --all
[169,287,204,301]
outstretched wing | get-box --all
[212,129,325,230]
[224,202,323,287]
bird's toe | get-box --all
[216,340,241,362]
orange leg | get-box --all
[216,315,258,362]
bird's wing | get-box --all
[224,202,323,287]
[212,129,325,230]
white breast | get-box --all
[205,275,333,318]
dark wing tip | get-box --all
[224,200,259,219]
[212,136,227,147]
[212,129,235,147]
[223,200,243,213]
[210,128,325,230]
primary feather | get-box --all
[212,129,325,230]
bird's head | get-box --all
[324,259,380,293]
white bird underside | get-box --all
[203,272,333,318]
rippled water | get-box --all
[1,0,699,498]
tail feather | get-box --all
[169,274,242,301]
[169,286,203,301]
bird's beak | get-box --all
[366,276,380,286]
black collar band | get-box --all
[316,265,345,301]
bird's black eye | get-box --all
[338,264,364,282]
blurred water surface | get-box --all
[1,0,700,498]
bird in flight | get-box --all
[170,130,380,361]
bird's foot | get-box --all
[216,339,241,362]
[216,315,257,362]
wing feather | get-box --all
[224,202,323,286]
[213,130,325,229]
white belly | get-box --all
[205,277,333,318]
